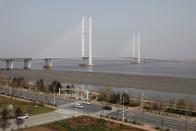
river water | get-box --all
[1,58,196,78]
[1,58,196,104]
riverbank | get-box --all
[1,69,196,95]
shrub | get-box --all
[132,120,137,124]
[155,126,161,130]
[124,118,128,122]
[166,107,196,116]
[128,100,140,107]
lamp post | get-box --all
[75,91,78,117]
[123,96,125,122]
[58,87,61,95]
[53,94,56,106]
[33,75,38,102]
[140,89,144,123]
[120,95,125,122]
[185,110,188,131]
[9,75,13,96]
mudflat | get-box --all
[1,69,196,95]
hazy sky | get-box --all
[0,0,196,60]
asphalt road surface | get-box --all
[2,109,82,131]
[109,109,196,131]
[65,103,102,114]
[1,86,196,131]
[0,86,73,105]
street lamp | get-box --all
[58,87,61,95]
[33,75,38,102]
[120,95,125,122]
[9,74,13,96]
[53,94,56,106]
[140,88,144,123]
[123,96,125,122]
[75,90,78,117]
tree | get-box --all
[15,107,24,129]
[15,118,24,129]
[121,92,130,106]
[116,93,121,104]
[169,97,175,109]
[109,92,118,104]
[66,85,71,93]
[97,87,112,102]
[36,79,45,92]
[49,81,62,93]
[176,99,186,109]
[12,77,25,88]
[44,85,49,104]
[15,107,22,117]
[0,108,10,131]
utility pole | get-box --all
[58,87,61,95]
[185,111,188,131]
[123,96,125,122]
[140,89,144,123]
[75,92,78,117]
[34,78,38,102]
[9,84,12,96]
[53,94,56,106]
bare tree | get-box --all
[0,108,10,131]
[176,99,186,109]
[15,107,24,129]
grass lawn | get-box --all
[20,116,147,131]
[0,95,55,116]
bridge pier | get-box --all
[6,59,13,70]
[43,58,53,69]
[24,59,31,69]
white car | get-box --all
[75,104,84,108]
[17,114,29,119]
[85,101,91,105]
[82,100,91,105]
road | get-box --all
[1,86,196,131]
[108,109,196,131]
[0,86,114,114]
[66,103,102,113]
[2,109,83,131]
[0,86,73,105]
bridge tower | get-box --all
[80,17,95,66]
[131,33,141,63]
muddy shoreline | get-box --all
[0,69,196,95]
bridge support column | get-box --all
[24,59,31,69]
[43,58,53,69]
[6,60,13,70]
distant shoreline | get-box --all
[1,69,196,95]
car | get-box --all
[17,114,29,119]
[86,101,91,105]
[102,106,112,110]
[83,101,91,105]
[75,104,84,108]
